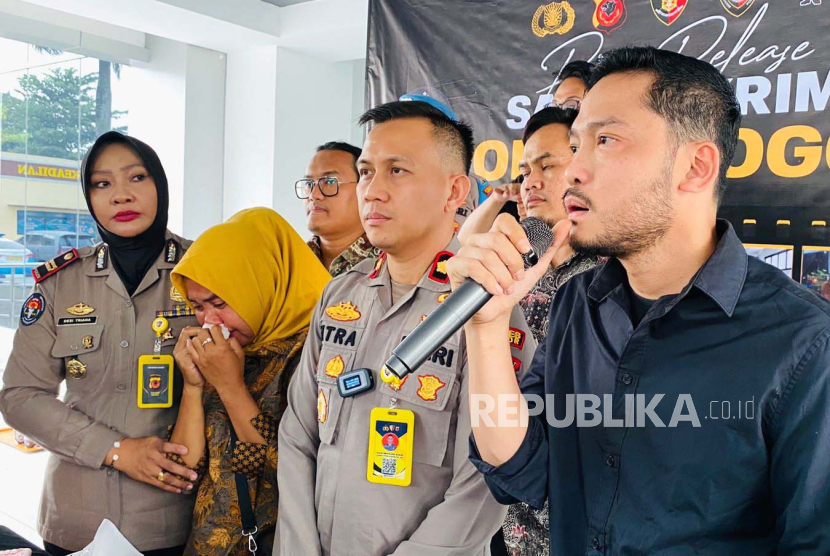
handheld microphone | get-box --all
[384,217,554,379]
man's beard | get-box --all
[570,160,675,260]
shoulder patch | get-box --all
[32,249,79,283]
[21,293,46,326]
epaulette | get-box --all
[32,249,80,283]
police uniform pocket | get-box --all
[385,366,459,467]
[316,347,355,445]
[160,317,199,352]
[51,324,105,381]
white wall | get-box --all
[124,36,227,239]
[350,58,367,147]
[182,45,226,238]
[124,34,188,234]
[223,45,279,221]
[272,48,363,238]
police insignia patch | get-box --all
[369,252,387,280]
[381,365,408,391]
[325,355,346,378]
[512,357,522,374]
[96,245,108,270]
[165,239,179,263]
[20,293,46,326]
[416,374,446,401]
[66,303,95,316]
[428,251,454,284]
[67,358,87,379]
[325,301,361,322]
[170,285,185,303]
[317,389,328,423]
[509,328,526,350]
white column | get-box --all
[124,34,188,235]
[223,45,279,221]
[272,48,359,238]
[125,36,226,240]
[182,45,226,239]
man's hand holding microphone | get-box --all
[446,214,572,466]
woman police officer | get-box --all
[0,132,199,556]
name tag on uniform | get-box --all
[367,407,414,487]
[137,354,174,408]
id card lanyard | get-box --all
[137,317,175,409]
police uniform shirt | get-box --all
[0,232,198,552]
[277,237,536,556]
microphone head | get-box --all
[519,217,554,268]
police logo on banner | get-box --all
[531,1,575,37]
[720,0,756,17]
[593,0,626,34]
[650,0,688,26]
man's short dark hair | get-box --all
[557,60,593,86]
[358,101,475,174]
[523,107,578,144]
[316,141,361,175]
[589,46,741,200]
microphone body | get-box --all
[384,217,553,379]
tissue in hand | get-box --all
[202,323,231,340]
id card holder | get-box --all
[366,407,415,487]
[137,354,174,408]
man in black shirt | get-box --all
[448,46,830,554]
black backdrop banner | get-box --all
[366,0,830,247]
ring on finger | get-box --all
[157,470,166,482]
[201,338,214,347]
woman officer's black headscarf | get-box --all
[81,131,169,296]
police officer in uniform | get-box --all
[0,132,199,556]
[278,101,536,555]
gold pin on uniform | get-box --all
[170,285,185,303]
[67,358,87,379]
[66,303,95,316]
[82,335,94,349]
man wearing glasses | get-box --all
[296,141,381,276]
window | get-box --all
[0,37,128,331]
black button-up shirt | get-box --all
[470,220,830,555]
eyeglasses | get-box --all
[546,99,581,110]
[294,176,357,199]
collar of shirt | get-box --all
[586,219,747,318]
[85,231,183,299]
[364,236,460,314]
[309,234,377,272]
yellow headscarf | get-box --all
[171,207,330,353]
